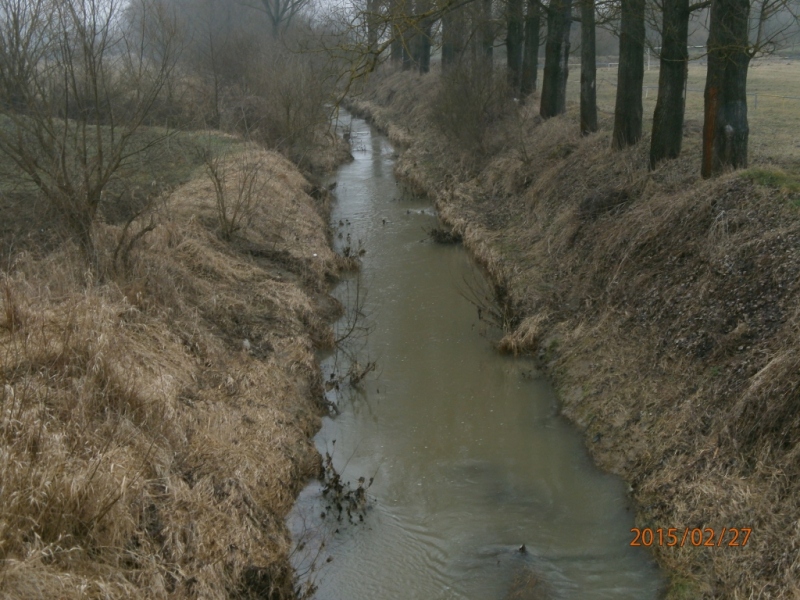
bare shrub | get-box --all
[201,143,272,240]
[221,41,336,167]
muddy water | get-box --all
[289,115,663,599]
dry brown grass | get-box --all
[356,65,800,599]
[0,143,343,598]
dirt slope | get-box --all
[0,144,346,598]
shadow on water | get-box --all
[288,113,664,600]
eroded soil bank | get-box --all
[347,69,800,599]
[0,139,349,598]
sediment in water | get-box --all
[346,69,800,599]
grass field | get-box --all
[563,58,800,165]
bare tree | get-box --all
[700,0,798,175]
[612,0,645,148]
[540,0,573,118]
[520,0,541,95]
[0,0,180,266]
[507,0,525,90]
[246,0,313,37]
[701,0,750,176]
[481,0,495,68]
[442,0,468,70]
[580,0,598,134]
[0,0,51,112]
[649,0,694,168]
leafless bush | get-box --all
[201,143,272,240]
[221,41,337,166]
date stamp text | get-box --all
[630,527,752,547]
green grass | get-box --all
[666,576,703,600]
[742,167,800,203]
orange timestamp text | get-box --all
[630,527,752,548]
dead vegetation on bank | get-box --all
[350,67,800,599]
[0,142,346,598]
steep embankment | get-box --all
[349,69,800,599]
[0,143,347,598]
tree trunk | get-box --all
[649,0,689,168]
[701,0,751,177]
[402,0,415,72]
[507,0,524,91]
[540,0,572,118]
[481,0,494,70]
[415,0,433,73]
[580,0,597,134]
[520,0,540,96]
[442,4,466,72]
[367,0,379,54]
[418,17,433,73]
[390,0,403,64]
[612,0,645,149]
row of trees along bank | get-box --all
[345,0,799,176]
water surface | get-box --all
[289,115,663,600]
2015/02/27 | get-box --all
[630,527,752,547]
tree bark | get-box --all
[367,0,380,54]
[415,0,433,73]
[442,3,466,71]
[580,0,597,134]
[402,0,415,71]
[701,0,751,177]
[649,0,689,168]
[418,17,433,73]
[540,0,572,118]
[507,0,524,91]
[520,0,540,95]
[481,0,494,69]
[612,0,645,149]
[390,0,403,64]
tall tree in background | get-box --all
[255,0,312,36]
[649,0,691,168]
[401,0,415,68]
[520,0,541,95]
[390,0,404,63]
[414,0,434,72]
[540,0,572,117]
[612,0,645,148]
[367,0,381,53]
[507,0,524,90]
[701,0,751,176]
[580,0,597,133]
[442,1,467,70]
[481,0,494,68]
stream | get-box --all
[288,114,664,599]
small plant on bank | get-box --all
[458,269,520,334]
[427,226,463,244]
[320,447,374,525]
[202,143,271,240]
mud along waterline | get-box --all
[288,114,663,599]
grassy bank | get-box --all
[0,132,349,598]
[349,67,800,598]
